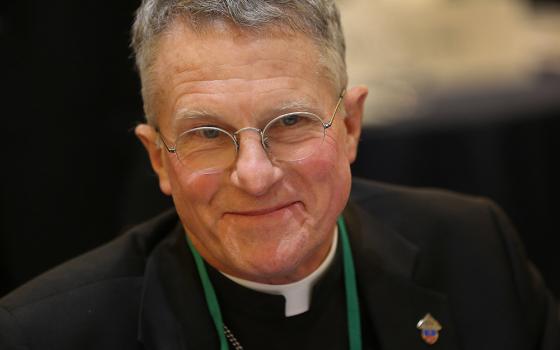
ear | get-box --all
[342,85,368,163]
[135,124,172,195]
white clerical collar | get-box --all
[221,227,338,317]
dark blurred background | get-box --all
[1,0,559,298]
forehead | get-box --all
[149,19,335,126]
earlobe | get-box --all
[135,124,173,195]
[342,86,368,163]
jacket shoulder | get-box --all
[350,178,560,348]
[350,178,518,263]
[350,177,492,223]
[1,209,178,310]
[0,210,179,350]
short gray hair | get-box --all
[131,0,347,124]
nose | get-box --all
[229,129,283,196]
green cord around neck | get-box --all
[186,215,362,350]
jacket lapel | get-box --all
[344,203,460,350]
[138,222,218,350]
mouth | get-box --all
[225,202,300,217]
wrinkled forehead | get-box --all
[148,18,337,125]
[151,13,322,63]
[157,18,320,73]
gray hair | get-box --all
[131,0,347,124]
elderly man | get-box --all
[1,0,558,349]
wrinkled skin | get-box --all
[136,19,368,284]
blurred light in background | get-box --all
[339,0,560,125]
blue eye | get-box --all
[202,128,220,139]
[281,114,300,126]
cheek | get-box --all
[293,135,352,209]
[297,134,350,181]
[168,165,222,209]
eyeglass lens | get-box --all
[174,112,326,172]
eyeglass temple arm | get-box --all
[325,89,346,128]
[155,127,176,153]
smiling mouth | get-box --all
[226,202,299,217]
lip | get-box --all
[225,202,299,217]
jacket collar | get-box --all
[137,202,459,350]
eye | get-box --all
[280,114,300,126]
[202,128,220,139]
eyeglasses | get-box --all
[156,89,346,173]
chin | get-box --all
[231,239,321,284]
[243,263,304,285]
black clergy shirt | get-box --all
[156,220,379,350]
[207,240,379,349]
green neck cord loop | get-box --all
[338,215,362,350]
[186,215,361,350]
[187,238,229,350]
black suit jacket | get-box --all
[1,179,558,349]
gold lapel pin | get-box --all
[416,313,442,345]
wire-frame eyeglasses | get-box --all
[156,89,346,173]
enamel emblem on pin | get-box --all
[416,313,442,345]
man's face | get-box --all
[137,20,367,284]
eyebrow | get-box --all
[172,97,323,127]
[174,108,221,121]
[274,98,321,115]
[169,109,226,134]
